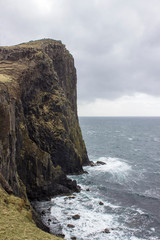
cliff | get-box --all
[0,39,89,202]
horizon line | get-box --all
[78,116,160,118]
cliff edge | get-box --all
[0,39,89,201]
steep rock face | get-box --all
[0,39,89,200]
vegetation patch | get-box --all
[0,187,63,240]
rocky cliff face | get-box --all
[0,39,89,200]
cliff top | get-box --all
[0,39,67,85]
[0,38,63,49]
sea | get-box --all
[35,117,160,240]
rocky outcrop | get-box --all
[0,39,89,201]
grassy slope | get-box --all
[0,186,63,240]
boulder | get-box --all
[96,161,106,165]
[72,214,80,220]
[103,228,110,233]
[41,210,46,215]
[67,224,75,228]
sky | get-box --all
[1,0,160,116]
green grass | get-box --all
[0,187,63,240]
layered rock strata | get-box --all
[0,39,89,201]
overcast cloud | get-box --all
[1,0,160,116]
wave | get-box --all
[86,130,96,135]
[142,189,160,201]
[91,157,132,173]
[128,137,133,141]
[153,137,160,143]
[86,157,132,183]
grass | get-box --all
[0,186,63,240]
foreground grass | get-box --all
[0,187,63,240]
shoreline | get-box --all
[32,161,106,239]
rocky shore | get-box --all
[0,39,89,238]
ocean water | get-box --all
[37,117,160,240]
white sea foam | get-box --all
[51,192,130,240]
[86,130,96,135]
[144,188,160,199]
[89,157,132,174]
[83,157,133,185]
[51,190,148,240]
[51,192,117,240]
[135,208,145,215]
[128,137,133,141]
[49,155,157,240]
[134,148,140,152]
[153,137,160,142]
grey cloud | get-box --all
[1,0,160,102]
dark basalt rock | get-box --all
[67,224,75,228]
[88,160,106,167]
[88,161,97,167]
[56,233,65,238]
[96,161,106,165]
[72,214,80,220]
[41,210,46,215]
[99,201,104,205]
[103,228,110,233]
[0,39,89,232]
